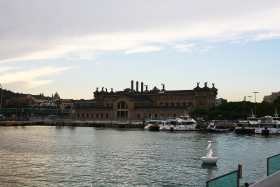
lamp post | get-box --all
[0,83,3,109]
[253,92,259,116]
[248,96,252,102]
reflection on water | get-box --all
[0,126,280,186]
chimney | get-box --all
[131,80,134,90]
[136,81,139,92]
[141,82,144,92]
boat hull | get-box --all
[235,127,255,134]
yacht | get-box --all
[177,115,197,131]
[254,115,280,135]
[159,118,179,131]
[207,120,233,132]
[144,120,163,131]
[235,114,260,134]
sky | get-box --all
[1,0,280,102]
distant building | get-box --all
[263,92,280,103]
[55,99,74,109]
[53,92,60,100]
[74,81,218,119]
[74,99,95,109]
[216,98,227,106]
[5,95,36,106]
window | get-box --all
[118,101,127,109]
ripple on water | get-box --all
[0,127,280,186]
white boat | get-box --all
[235,114,260,134]
[144,120,163,131]
[159,118,179,131]
[177,115,197,131]
[201,141,218,164]
[254,115,280,135]
[207,120,232,132]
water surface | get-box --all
[0,126,279,186]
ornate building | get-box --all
[74,81,218,119]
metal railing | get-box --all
[267,153,280,176]
[206,165,242,187]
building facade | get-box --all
[74,81,218,120]
[263,92,280,103]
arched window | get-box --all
[118,101,127,109]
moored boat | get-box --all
[144,120,162,131]
[207,120,232,132]
[254,116,280,135]
[177,115,197,131]
[159,118,178,131]
[235,114,260,134]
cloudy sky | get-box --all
[1,0,280,102]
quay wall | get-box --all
[0,119,145,128]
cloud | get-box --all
[0,66,17,72]
[253,32,280,41]
[1,1,280,63]
[0,66,71,88]
[172,44,196,53]
[200,46,214,52]
[125,46,163,54]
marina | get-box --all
[0,126,279,186]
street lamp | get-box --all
[0,83,3,109]
[248,96,252,102]
[253,92,259,116]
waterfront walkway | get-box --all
[249,171,280,187]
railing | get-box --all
[206,165,242,187]
[267,153,280,176]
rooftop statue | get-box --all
[161,83,165,91]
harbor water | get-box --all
[0,126,279,186]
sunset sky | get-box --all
[1,0,280,102]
